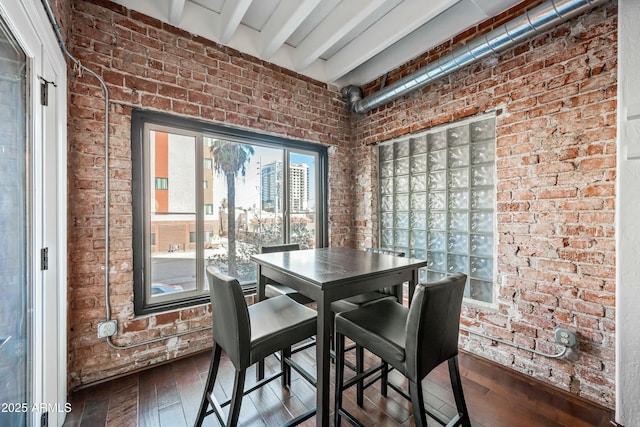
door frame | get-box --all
[0,0,67,425]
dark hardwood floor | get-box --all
[62,344,615,427]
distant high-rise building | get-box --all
[261,162,281,212]
[290,163,309,212]
[260,161,309,213]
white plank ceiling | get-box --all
[111,0,523,88]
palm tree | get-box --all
[210,140,254,276]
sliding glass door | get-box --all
[0,15,29,427]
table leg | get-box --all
[256,265,266,381]
[315,297,331,427]
[408,268,419,304]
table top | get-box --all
[251,247,427,287]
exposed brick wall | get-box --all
[351,1,617,409]
[65,0,351,389]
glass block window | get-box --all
[378,114,496,304]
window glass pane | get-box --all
[471,188,494,210]
[448,125,469,146]
[396,175,409,193]
[207,143,282,282]
[289,152,316,250]
[428,131,447,150]
[380,177,393,194]
[379,115,496,305]
[471,256,493,281]
[148,130,196,300]
[471,118,496,141]
[471,164,494,186]
[292,213,315,249]
[380,160,393,178]
[470,279,493,303]
[411,154,427,174]
[150,213,195,297]
[428,170,446,189]
[410,136,427,154]
[471,141,494,164]
[150,131,196,214]
[449,168,469,188]
[428,252,447,272]
[381,194,394,211]
[379,144,393,161]
[395,211,409,229]
[411,211,427,229]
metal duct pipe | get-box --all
[344,0,607,114]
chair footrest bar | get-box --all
[444,413,464,427]
[338,408,366,427]
[387,381,411,401]
[345,358,357,371]
[282,408,316,427]
[291,338,316,353]
[361,361,394,390]
[329,349,357,371]
[283,356,316,387]
[363,372,382,389]
[215,371,283,408]
[205,393,229,426]
[384,380,462,426]
[341,363,384,390]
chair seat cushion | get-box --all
[330,291,396,313]
[249,295,317,363]
[335,299,408,369]
[265,283,313,304]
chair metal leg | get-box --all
[282,347,292,388]
[356,344,364,407]
[380,361,389,397]
[334,333,345,427]
[448,356,471,427]
[330,311,336,356]
[227,368,246,427]
[195,344,222,427]
[409,379,428,427]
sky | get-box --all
[212,145,316,215]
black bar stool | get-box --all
[262,243,314,305]
[334,273,471,427]
[330,247,405,405]
[195,268,317,427]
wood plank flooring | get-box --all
[63,345,616,427]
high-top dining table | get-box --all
[251,247,428,427]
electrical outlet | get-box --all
[97,320,117,338]
[554,328,577,347]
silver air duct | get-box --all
[343,0,607,114]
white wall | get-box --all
[616,0,640,425]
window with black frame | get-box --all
[132,111,328,314]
